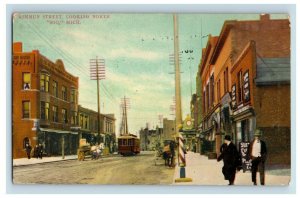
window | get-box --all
[40,74,49,92]
[22,101,30,118]
[203,90,206,113]
[62,86,67,101]
[23,73,31,90]
[206,84,209,111]
[52,106,58,122]
[70,89,77,103]
[217,79,220,102]
[53,81,58,97]
[80,114,84,127]
[224,67,229,93]
[237,70,243,103]
[84,116,89,129]
[41,101,49,120]
[210,74,214,107]
[62,108,67,123]
[71,111,78,125]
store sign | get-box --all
[233,105,249,115]
[231,84,237,109]
[239,142,252,172]
[243,70,250,102]
[32,119,40,131]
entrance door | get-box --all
[241,119,250,142]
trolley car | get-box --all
[118,134,140,156]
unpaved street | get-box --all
[13,152,175,184]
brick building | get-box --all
[197,14,290,165]
[78,105,116,153]
[13,42,79,158]
[199,35,219,156]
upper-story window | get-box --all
[62,108,68,123]
[70,89,77,103]
[40,74,49,92]
[22,101,30,118]
[71,111,78,125]
[52,106,58,122]
[224,67,229,93]
[210,74,214,107]
[53,81,58,97]
[62,86,67,101]
[237,70,243,103]
[217,79,220,102]
[41,101,49,120]
[23,73,31,90]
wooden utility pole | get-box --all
[90,57,105,144]
[173,14,182,132]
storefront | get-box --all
[39,128,78,156]
[231,105,256,146]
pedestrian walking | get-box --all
[34,145,39,159]
[25,143,32,159]
[249,129,267,185]
[217,135,242,185]
[38,143,43,159]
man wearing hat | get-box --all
[249,129,267,185]
[217,135,241,185]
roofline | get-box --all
[210,20,236,64]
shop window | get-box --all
[23,73,31,90]
[22,101,30,118]
[41,101,49,120]
[40,74,49,92]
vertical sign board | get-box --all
[231,84,237,109]
[239,142,252,172]
[243,70,250,102]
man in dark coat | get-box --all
[25,143,32,159]
[217,135,241,185]
[249,129,267,185]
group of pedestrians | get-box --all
[90,143,103,160]
[25,143,44,159]
[217,129,267,186]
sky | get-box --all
[13,13,288,137]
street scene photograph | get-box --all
[12,13,290,185]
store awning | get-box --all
[40,128,78,135]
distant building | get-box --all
[139,126,165,151]
[78,105,116,153]
[162,118,175,141]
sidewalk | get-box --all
[173,152,290,185]
[13,155,78,167]
[13,152,122,167]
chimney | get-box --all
[13,42,22,53]
[260,14,270,21]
